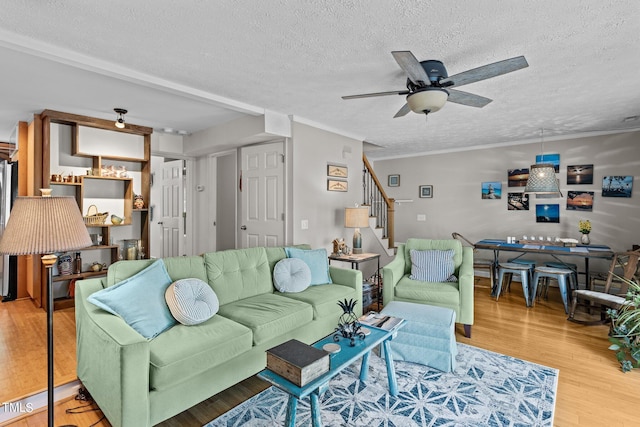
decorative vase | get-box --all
[334,299,365,346]
[581,233,590,245]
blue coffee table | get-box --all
[258,322,404,427]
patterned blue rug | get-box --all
[204,343,558,426]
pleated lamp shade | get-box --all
[0,195,92,255]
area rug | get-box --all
[204,343,558,427]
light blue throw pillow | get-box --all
[409,249,456,282]
[87,259,176,339]
[273,258,312,292]
[285,247,332,285]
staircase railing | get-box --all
[362,154,395,250]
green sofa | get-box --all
[382,238,474,338]
[75,246,362,427]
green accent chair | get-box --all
[382,238,474,338]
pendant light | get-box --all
[523,129,563,197]
[114,108,127,129]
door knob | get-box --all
[158,221,163,225]
[240,225,247,230]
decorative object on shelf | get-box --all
[333,298,365,346]
[114,107,127,129]
[0,190,92,427]
[332,238,346,255]
[111,214,124,225]
[83,205,108,225]
[134,194,145,209]
[579,219,591,244]
[57,253,73,276]
[344,206,369,254]
[74,252,82,274]
[91,262,106,272]
[50,173,62,182]
[124,239,139,260]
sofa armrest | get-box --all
[457,246,475,324]
[329,266,363,315]
[75,278,152,427]
[382,243,406,306]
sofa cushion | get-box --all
[273,258,311,293]
[88,259,175,340]
[404,239,463,274]
[217,293,313,345]
[149,315,252,390]
[276,284,357,319]
[395,275,461,306]
[107,256,208,287]
[204,247,273,306]
[285,247,332,285]
[165,278,220,325]
[265,244,311,271]
[409,249,455,282]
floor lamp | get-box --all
[0,190,92,427]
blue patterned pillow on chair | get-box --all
[409,249,456,282]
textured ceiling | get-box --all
[0,0,639,159]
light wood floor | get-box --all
[2,279,639,427]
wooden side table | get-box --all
[328,253,381,309]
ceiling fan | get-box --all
[342,51,528,118]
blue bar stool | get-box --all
[531,266,577,313]
[505,258,536,292]
[496,262,533,306]
[542,262,578,299]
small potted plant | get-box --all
[579,219,591,245]
[607,275,640,372]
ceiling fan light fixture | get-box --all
[114,108,127,129]
[406,88,449,114]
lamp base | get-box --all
[352,248,363,254]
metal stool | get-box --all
[504,258,536,293]
[496,262,533,306]
[542,262,578,299]
[531,266,577,314]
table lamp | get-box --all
[0,190,92,427]
[344,207,369,254]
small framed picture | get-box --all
[327,179,348,192]
[388,174,400,187]
[327,164,348,178]
[419,185,433,198]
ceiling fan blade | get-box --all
[391,51,431,86]
[447,89,493,108]
[342,90,409,100]
[393,103,412,118]
[440,56,529,87]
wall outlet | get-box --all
[417,214,426,221]
[301,219,309,230]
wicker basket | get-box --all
[84,205,108,226]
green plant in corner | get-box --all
[607,275,640,372]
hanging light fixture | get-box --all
[114,108,127,129]
[523,128,563,196]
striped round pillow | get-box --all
[165,278,219,325]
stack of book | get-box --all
[359,311,403,330]
[266,339,330,387]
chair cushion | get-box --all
[285,247,332,285]
[217,293,313,345]
[88,259,175,339]
[165,278,219,325]
[409,249,455,282]
[395,275,461,306]
[273,258,311,293]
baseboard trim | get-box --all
[0,380,81,425]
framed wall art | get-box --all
[481,181,502,199]
[507,192,529,210]
[536,153,560,172]
[567,191,594,211]
[327,179,348,192]
[327,164,348,178]
[602,176,633,197]
[567,164,593,185]
[388,174,400,187]
[507,168,529,187]
[419,185,433,198]
[536,204,560,223]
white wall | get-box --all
[371,131,640,271]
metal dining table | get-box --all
[475,239,614,293]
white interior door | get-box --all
[160,159,184,257]
[239,142,285,248]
